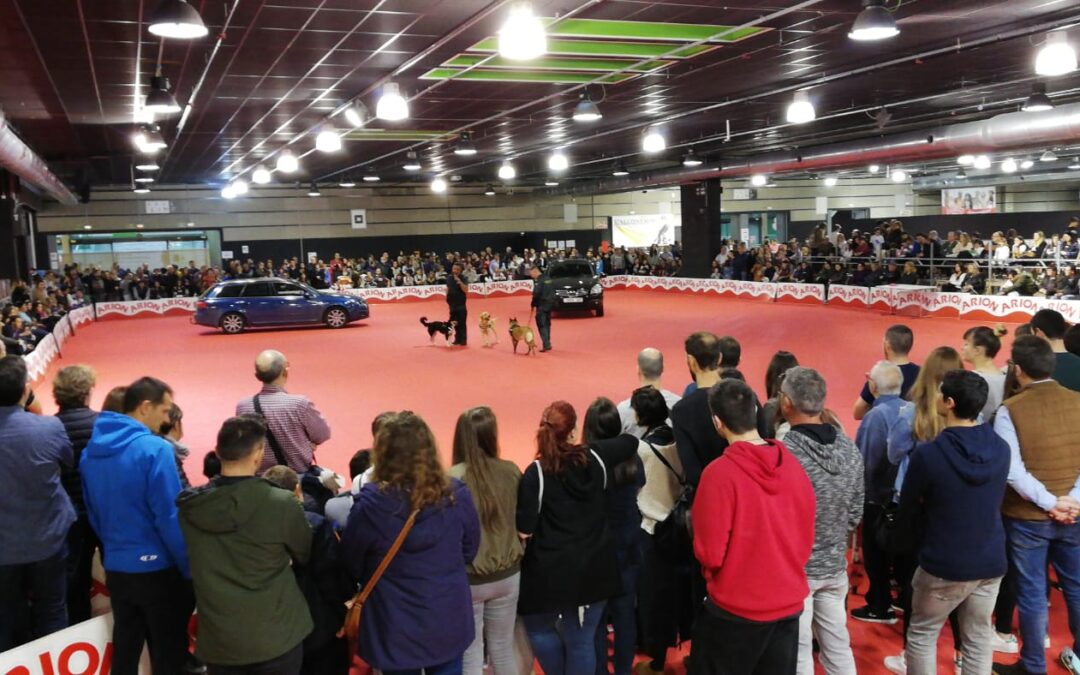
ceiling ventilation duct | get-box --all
[0,111,78,204]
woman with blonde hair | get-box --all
[341,412,480,675]
[883,346,965,673]
[449,407,523,675]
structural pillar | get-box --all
[679,178,722,278]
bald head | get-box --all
[869,360,902,397]
[637,348,664,382]
[255,350,288,385]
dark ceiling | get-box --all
[2,0,1080,195]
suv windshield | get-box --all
[549,261,593,278]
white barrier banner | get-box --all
[95,297,197,317]
[827,285,871,307]
[344,280,533,303]
[774,283,825,303]
[602,275,776,300]
[0,613,149,674]
[927,293,1080,322]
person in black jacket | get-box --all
[263,465,354,675]
[52,364,100,624]
[447,263,468,346]
[517,400,638,675]
[530,264,555,352]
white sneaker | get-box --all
[992,631,1020,654]
[884,651,907,675]
[1047,635,1052,649]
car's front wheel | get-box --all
[595,303,604,317]
[325,307,348,328]
[220,312,245,334]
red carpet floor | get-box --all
[35,289,1073,673]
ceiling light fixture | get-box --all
[144,75,181,115]
[135,161,160,172]
[376,82,409,121]
[1041,149,1059,162]
[251,166,271,184]
[343,103,368,127]
[848,0,899,41]
[973,154,992,170]
[403,151,422,171]
[642,126,666,153]
[484,184,496,196]
[868,164,880,174]
[1069,157,1080,170]
[276,150,299,173]
[307,182,321,197]
[1001,158,1018,173]
[1022,82,1054,112]
[1020,159,1035,170]
[957,154,974,166]
[823,175,838,187]
[454,132,477,156]
[682,149,703,167]
[133,124,166,152]
[1035,31,1077,77]
[134,175,155,184]
[431,177,448,193]
[572,90,602,122]
[498,3,547,61]
[955,167,967,179]
[221,184,237,199]
[148,0,209,39]
[133,186,151,195]
[751,174,768,187]
[231,179,248,195]
[612,162,630,176]
[362,170,380,182]
[338,175,356,188]
[548,150,569,172]
[544,180,559,186]
[498,161,517,180]
[786,90,816,124]
[891,169,908,182]
[315,130,342,153]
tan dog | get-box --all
[508,318,537,355]
[479,312,499,347]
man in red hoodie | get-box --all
[689,379,817,674]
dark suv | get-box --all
[548,258,604,316]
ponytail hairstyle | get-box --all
[452,406,503,532]
[536,401,586,474]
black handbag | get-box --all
[646,441,695,563]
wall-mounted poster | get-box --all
[611,214,677,247]
[942,186,997,214]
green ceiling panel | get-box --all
[419,68,636,84]
[342,130,447,141]
[445,54,672,73]
[546,18,768,43]
[468,37,716,59]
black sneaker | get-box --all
[992,662,1041,675]
[851,605,898,624]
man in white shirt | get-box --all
[617,348,681,437]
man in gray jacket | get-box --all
[780,367,864,675]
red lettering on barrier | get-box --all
[57,642,99,675]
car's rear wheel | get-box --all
[220,312,245,334]
[325,307,348,328]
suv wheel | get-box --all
[595,303,604,317]
[220,312,245,334]
[325,307,348,328]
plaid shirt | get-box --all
[236,384,331,473]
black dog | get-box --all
[420,317,456,343]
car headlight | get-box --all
[590,284,603,295]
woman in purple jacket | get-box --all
[341,412,481,675]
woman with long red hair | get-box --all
[516,400,638,675]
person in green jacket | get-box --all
[177,415,314,674]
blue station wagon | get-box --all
[194,278,369,334]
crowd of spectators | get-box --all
[3,304,1080,674]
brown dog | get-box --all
[508,318,537,355]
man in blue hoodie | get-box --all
[81,377,194,675]
[897,370,1009,675]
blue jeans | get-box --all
[595,564,640,675]
[0,544,68,652]
[523,602,607,675]
[383,656,462,675]
[1005,517,1080,672]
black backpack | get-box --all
[645,440,695,563]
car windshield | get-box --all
[550,261,593,278]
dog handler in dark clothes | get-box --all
[530,264,555,352]
[447,263,468,346]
